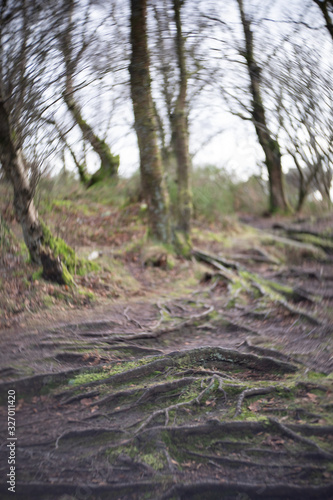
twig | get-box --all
[234,386,280,418]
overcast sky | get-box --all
[36,0,331,184]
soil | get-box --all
[0,214,333,500]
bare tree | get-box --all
[59,0,119,186]
[259,10,333,211]
[129,0,170,243]
[0,0,79,284]
[236,0,288,213]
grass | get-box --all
[1,166,332,330]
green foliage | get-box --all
[189,165,235,220]
[168,166,268,221]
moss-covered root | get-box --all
[39,220,98,286]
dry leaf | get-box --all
[80,398,93,406]
[248,401,260,412]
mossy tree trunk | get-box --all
[0,98,42,264]
[172,0,192,239]
[129,0,170,244]
[61,0,119,185]
[237,0,288,214]
[313,0,333,41]
[0,98,73,285]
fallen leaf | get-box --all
[248,401,260,412]
[80,398,93,406]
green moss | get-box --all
[98,255,140,294]
[68,371,110,386]
[42,295,54,307]
[68,357,160,387]
[107,444,139,463]
[32,269,43,281]
[191,227,232,247]
[78,288,95,300]
[141,452,165,470]
[39,220,99,285]
[173,230,192,258]
[293,233,333,250]
[141,242,176,269]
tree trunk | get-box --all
[314,0,333,41]
[129,0,170,243]
[172,0,192,238]
[0,99,71,285]
[0,99,43,264]
[63,89,119,184]
[61,0,119,184]
[237,0,288,214]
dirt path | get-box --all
[0,219,332,499]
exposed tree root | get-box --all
[0,367,83,395]
[239,338,301,364]
[193,248,241,271]
[107,304,215,342]
[104,343,164,355]
[248,279,323,325]
[193,248,323,326]
[0,481,163,500]
[159,481,333,500]
[61,389,101,405]
[133,374,225,434]
[287,424,333,437]
[184,449,325,472]
[134,377,198,405]
[57,347,297,402]
[273,225,333,254]
[55,427,126,449]
[268,417,333,459]
[273,223,333,241]
[234,386,288,418]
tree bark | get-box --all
[237,0,288,213]
[0,98,71,284]
[0,98,43,264]
[172,0,192,237]
[129,0,170,243]
[61,0,119,184]
[313,0,333,41]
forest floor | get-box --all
[0,186,333,499]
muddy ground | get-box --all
[0,216,332,500]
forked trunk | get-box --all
[61,0,119,184]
